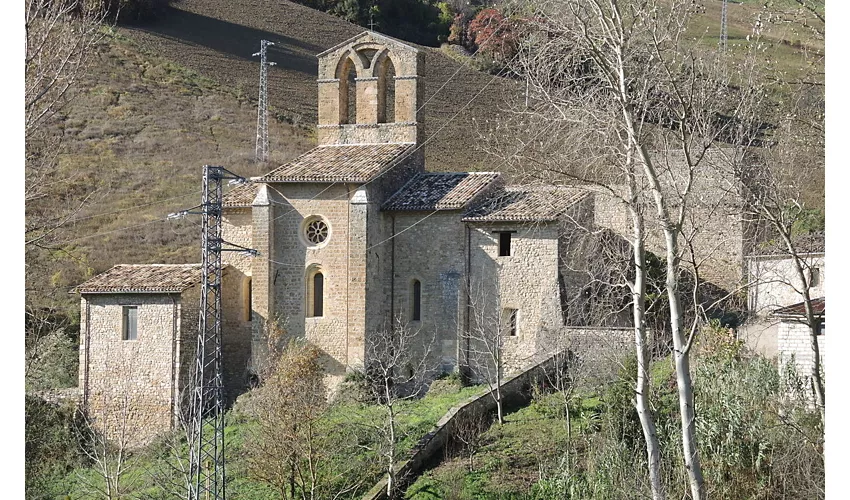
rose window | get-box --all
[305,219,329,245]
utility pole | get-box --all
[720,0,728,52]
[171,166,257,500]
[253,40,276,163]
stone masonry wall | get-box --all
[220,268,253,405]
[467,222,562,375]
[363,152,425,369]
[592,151,746,291]
[262,182,353,386]
[390,211,467,373]
[80,293,186,447]
[222,208,253,275]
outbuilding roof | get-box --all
[382,172,500,211]
[72,264,203,294]
[462,186,589,222]
[773,297,825,318]
[254,143,414,183]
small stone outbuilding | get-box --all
[74,264,249,446]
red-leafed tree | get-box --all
[468,8,519,61]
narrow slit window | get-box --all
[503,308,518,337]
[498,232,512,257]
[122,306,138,341]
[243,278,252,322]
[312,272,324,317]
[412,280,421,321]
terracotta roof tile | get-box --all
[773,297,825,317]
[255,143,414,183]
[462,186,589,222]
[382,172,500,211]
[73,264,203,294]
[223,183,258,208]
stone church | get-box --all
[73,32,745,444]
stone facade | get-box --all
[77,266,247,445]
[738,253,825,357]
[592,149,747,291]
[747,253,825,317]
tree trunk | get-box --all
[634,141,705,499]
[782,233,825,417]
[627,169,666,500]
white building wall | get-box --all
[778,320,825,381]
[747,254,825,316]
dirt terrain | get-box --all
[120,0,518,171]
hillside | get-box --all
[31,0,822,310]
[120,0,518,171]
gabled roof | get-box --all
[253,144,414,183]
[223,183,258,208]
[72,264,203,294]
[317,31,419,58]
[773,297,825,318]
[462,186,589,222]
[382,172,500,211]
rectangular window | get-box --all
[817,321,825,336]
[122,306,138,341]
[502,308,518,337]
[243,278,253,322]
[498,231,512,257]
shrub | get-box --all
[25,396,83,498]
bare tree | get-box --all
[486,1,784,497]
[720,6,825,417]
[25,0,108,249]
[358,320,436,498]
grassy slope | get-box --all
[42,0,822,297]
[35,30,316,308]
[65,383,486,499]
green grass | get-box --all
[59,382,485,499]
[407,391,586,499]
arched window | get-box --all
[242,277,252,322]
[338,57,358,125]
[308,271,324,318]
[411,279,421,321]
[377,57,396,124]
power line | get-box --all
[68,191,201,224]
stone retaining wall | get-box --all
[361,331,631,500]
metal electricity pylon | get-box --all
[171,166,257,500]
[720,0,728,52]
[253,40,276,163]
